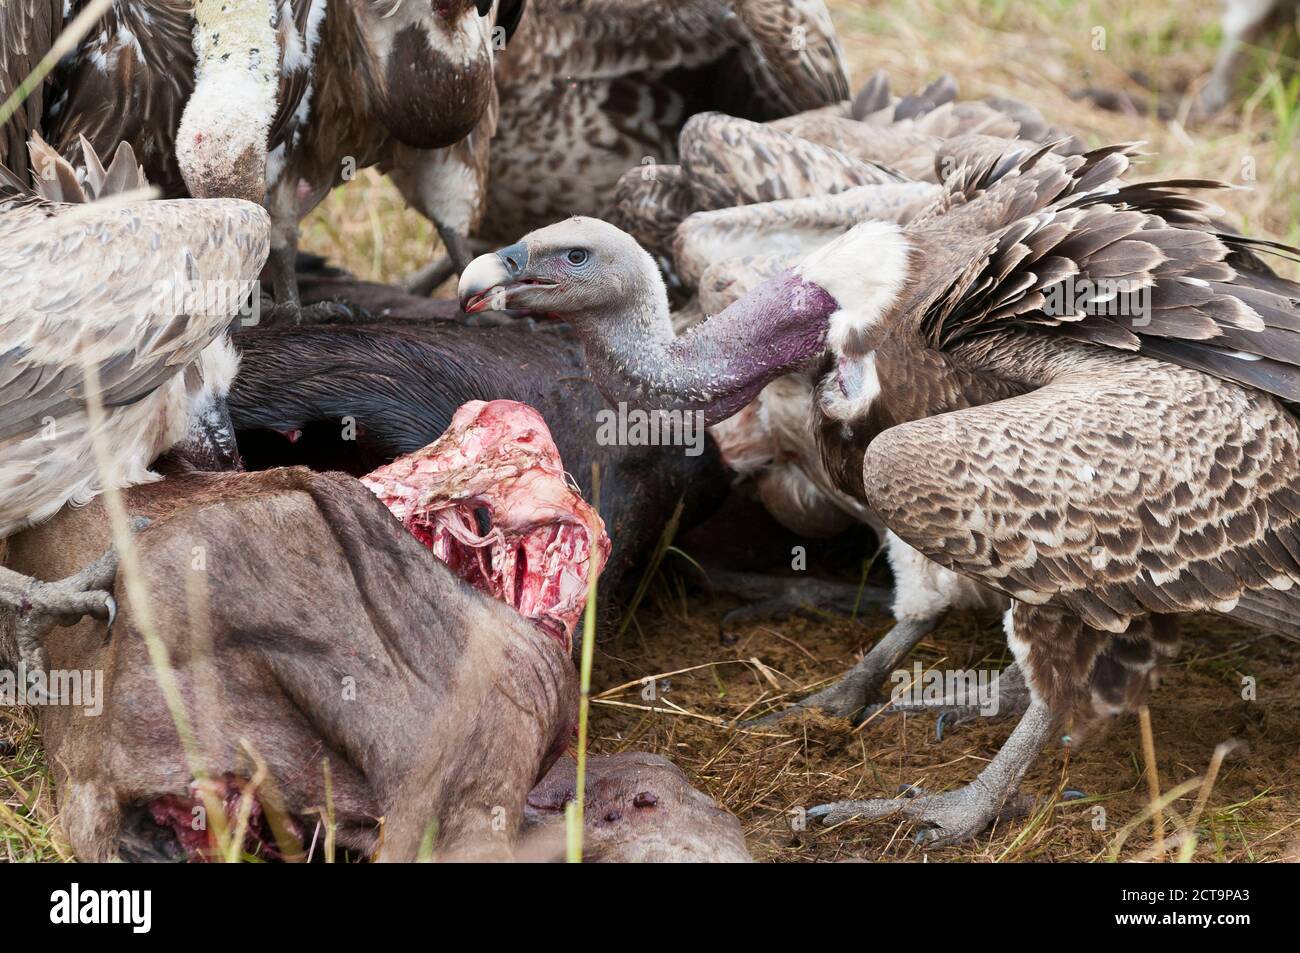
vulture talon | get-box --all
[744,616,945,726]
[261,299,372,328]
[2,517,151,695]
[6,571,116,702]
[813,785,1034,848]
[811,702,1054,846]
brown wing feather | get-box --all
[729,0,850,116]
[0,196,271,443]
[679,112,901,211]
[903,139,1300,406]
[486,0,850,239]
[608,163,696,261]
[862,339,1300,639]
[46,1,196,197]
[0,0,63,183]
[266,0,319,151]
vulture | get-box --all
[0,138,268,682]
[1,0,520,323]
[654,79,1090,698]
[459,136,1300,844]
[585,77,1078,643]
[477,0,851,248]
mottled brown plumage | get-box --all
[482,0,850,244]
[2,2,508,320]
[784,139,1300,838]
[0,0,63,188]
[261,0,509,317]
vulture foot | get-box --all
[808,700,1054,846]
[260,298,372,327]
[2,536,137,698]
[705,568,891,645]
[746,615,941,726]
[856,662,1032,740]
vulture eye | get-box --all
[473,506,493,536]
[566,249,589,267]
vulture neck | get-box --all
[577,220,912,428]
[178,0,280,200]
[189,0,279,112]
[577,270,841,428]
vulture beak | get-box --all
[459,242,554,313]
[172,398,244,472]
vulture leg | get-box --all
[404,255,458,298]
[261,248,368,326]
[404,239,494,298]
[748,614,942,724]
[434,219,475,277]
[0,549,119,693]
[858,663,1031,741]
[704,568,890,643]
[1,516,152,689]
[807,699,1054,846]
[260,214,367,327]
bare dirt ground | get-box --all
[4,0,1299,862]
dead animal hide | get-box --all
[0,468,577,862]
[518,752,753,862]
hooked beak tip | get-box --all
[458,251,512,312]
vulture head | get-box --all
[460,216,669,326]
[460,217,898,426]
[359,0,504,150]
[170,338,246,473]
[362,399,610,647]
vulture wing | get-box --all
[609,163,696,260]
[0,196,270,444]
[495,0,731,89]
[45,1,196,197]
[728,0,850,117]
[266,0,324,153]
[678,112,903,211]
[903,138,1300,405]
[861,356,1300,645]
[674,182,937,290]
[498,0,848,116]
